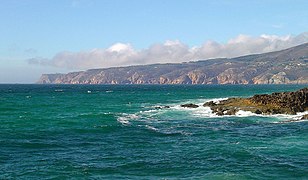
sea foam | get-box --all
[117,97,308,125]
[117,113,140,125]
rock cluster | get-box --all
[182,88,308,119]
[203,99,239,115]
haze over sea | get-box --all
[1,84,307,179]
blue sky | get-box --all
[0,0,307,83]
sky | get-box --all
[0,0,307,83]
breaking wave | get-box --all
[117,97,308,126]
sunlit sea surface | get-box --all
[1,84,307,179]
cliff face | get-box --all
[37,43,308,84]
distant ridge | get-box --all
[38,43,308,84]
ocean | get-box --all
[0,84,307,179]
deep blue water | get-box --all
[0,84,307,179]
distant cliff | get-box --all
[38,43,308,84]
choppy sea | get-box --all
[0,84,307,179]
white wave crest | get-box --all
[235,110,257,117]
[204,97,229,104]
[145,125,159,131]
[117,113,139,125]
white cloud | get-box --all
[107,43,133,53]
[28,32,308,70]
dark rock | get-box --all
[254,109,262,114]
[155,105,170,109]
[272,109,282,114]
[181,103,199,108]
[225,108,238,115]
[216,111,224,116]
[301,114,308,120]
[203,101,217,107]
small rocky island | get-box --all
[182,88,308,119]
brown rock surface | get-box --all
[203,88,308,116]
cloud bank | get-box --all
[28,32,308,70]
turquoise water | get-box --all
[0,84,307,179]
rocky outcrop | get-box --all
[203,88,308,117]
[248,88,308,114]
[37,43,308,84]
[203,99,242,115]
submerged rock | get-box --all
[181,103,199,108]
[204,88,308,116]
[154,106,170,109]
